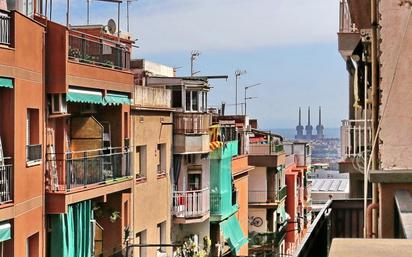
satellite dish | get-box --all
[107,19,117,34]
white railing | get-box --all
[172,188,209,218]
[339,0,356,33]
[341,119,372,159]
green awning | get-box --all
[66,88,104,105]
[220,215,248,253]
[278,205,289,224]
[0,223,11,242]
[104,93,132,105]
[0,77,13,89]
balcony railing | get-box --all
[47,147,131,192]
[0,163,12,205]
[249,143,284,156]
[248,191,278,203]
[339,0,356,33]
[172,188,209,218]
[249,226,287,248]
[341,119,372,159]
[68,31,130,70]
[0,10,11,45]
[134,86,171,109]
[174,113,210,134]
[277,186,287,201]
[26,144,42,163]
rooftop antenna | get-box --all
[190,50,201,76]
[126,0,138,33]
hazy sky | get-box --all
[52,0,348,128]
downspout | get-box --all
[367,203,379,238]
[371,0,380,238]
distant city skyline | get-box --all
[49,0,348,128]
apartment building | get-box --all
[37,14,134,257]
[214,115,254,257]
[283,142,312,254]
[143,76,212,255]
[209,119,248,257]
[130,60,174,257]
[0,3,45,256]
[248,129,287,256]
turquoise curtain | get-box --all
[50,200,93,257]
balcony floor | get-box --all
[46,178,133,214]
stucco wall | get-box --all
[132,110,173,257]
[379,0,412,169]
[249,166,267,191]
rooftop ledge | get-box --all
[329,239,412,257]
[369,170,412,183]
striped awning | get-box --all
[0,77,13,89]
[66,88,104,105]
[104,93,132,105]
[0,223,11,242]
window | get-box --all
[185,90,202,112]
[172,89,182,108]
[157,144,166,175]
[136,230,147,257]
[26,109,41,164]
[157,221,166,252]
[191,91,198,111]
[188,172,201,191]
[186,154,196,165]
[135,146,147,179]
[26,233,39,257]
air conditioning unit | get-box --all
[51,94,68,114]
[81,103,97,114]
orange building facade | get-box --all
[0,9,46,257]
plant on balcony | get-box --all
[173,236,211,257]
[93,203,121,223]
[80,54,94,64]
[102,59,115,68]
[68,47,81,60]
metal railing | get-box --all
[341,119,372,159]
[249,226,287,248]
[173,113,210,134]
[339,0,356,33]
[68,31,130,70]
[0,10,11,45]
[278,186,287,201]
[172,188,209,218]
[26,144,42,163]
[248,191,278,203]
[249,143,284,155]
[0,163,12,204]
[47,147,131,192]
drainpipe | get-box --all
[367,203,379,238]
[371,0,379,238]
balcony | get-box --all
[249,226,287,252]
[248,191,278,203]
[173,113,211,154]
[210,192,238,222]
[68,31,130,70]
[0,162,12,205]
[46,147,133,213]
[134,86,171,109]
[338,0,361,59]
[172,188,209,223]
[277,186,287,201]
[0,10,11,46]
[340,119,371,173]
[232,155,253,175]
[248,143,285,168]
